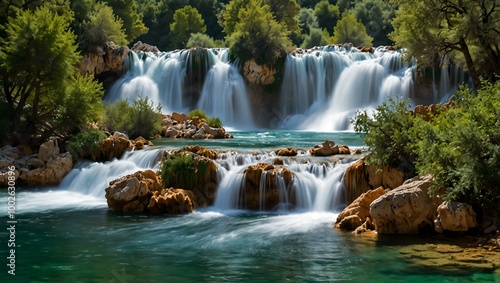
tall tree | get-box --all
[0,6,103,143]
[314,0,340,35]
[170,5,206,48]
[104,0,148,42]
[331,12,373,46]
[353,0,395,46]
[390,0,500,88]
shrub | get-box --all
[350,97,418,177]
[414,82,500,211]
[188,109,223,128]
[102,97,162,139]
[67,129,107,159]
[159,153,210,189]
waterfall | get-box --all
[213,153,351,212]
[197,62,256,129]
[60,149,163,198]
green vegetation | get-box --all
[188,109,223,128]
[331,12,373,47]
[159,152,210,189]
[102,97,162,139]
[67,129,107,159]
[0,5,104,144]
[170,5,206,48]
[390,0,500,88]
[352,81,500,212]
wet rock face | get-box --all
[243,59,277,85]
[369,175,442,234]
[241,163,294,210]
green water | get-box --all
[0,131,498,282]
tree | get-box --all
[186,33,217,48]
[266,0,301,33]
[301,27,328,48]
[353,0,395,46]
[298,7,318,35]
[390,0,500,89]
[80,2,128,52]
[170,5,206,48]
[0,6,104,143]
[331,12,373,46]
[104,0,148,42]
[227,0,291,65]
[314,0,340,35]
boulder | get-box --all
[38,139,60,162]
[19,153,73,186]
[434,201,478,233]
[78,42,129,78]
[276,147,298,156]
[334,186,388,231]
[309,140,343,156]
[148,189,196,215]
[243,59,276,85]
[343,158,404,203]
[171,112,189,124]
[94,134,132,161]
[370,175,441,234]
[131,41,159,53]
[105,170,162,213]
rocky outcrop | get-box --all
[131,41,159,53]
[148,188,197,215]
[275,147,298,156]
[309,140,350,156]
[78,42,129,81]
[343,158,404,204]
[0,140,73,187]
[434,201,478,233]
[241,163,294,210]
[334,187,388,231]
[161,113,233,139]
[370,175,442,234]
[243,59,277,85]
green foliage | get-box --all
[226,0,291,65]
[301,27,328,49]
[266,0,301,34]
[298,7,318,35]
[186,33,217,48]
[390,0,500,88]
[103,97,162,139]
[104,0,148,42]
[159,153,210,189]
[67,129,107,159]
[414,82,500,210]
[188,109,209,120]
[0,5,82,142]
[59,75,105,134]
[352,0,395,46]
[170,5,206,48]
[80,2,128,52]
[351,97,418,177]
[206,117,223,129]
[188,109,223,128]
[313,0,339,35]
[331,12,373,47]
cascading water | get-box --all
[197,62,256,129]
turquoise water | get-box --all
[0,131,498,282]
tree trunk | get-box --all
[459,39,481,89]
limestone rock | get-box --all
[19,153,73,186]
[434,201,478,233]
[131,41,159,53]
[38,139,60,162]
[309,140,339,156]
[243,59,276,85]
[242,163,294,210]
[171,112,189,124]
[105,170,162,213]
[78,42,129,78]
[343,158,404,204]
[148,189,196,215]
[370,175,441,234]
[276,147,298,156]
[334,186,388,230]
[93,134,132,161]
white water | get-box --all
[197,62,256,129]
